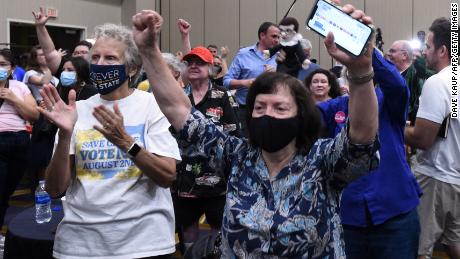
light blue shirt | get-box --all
[297,62,320,82]
[223,44,277,105]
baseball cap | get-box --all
[182,46,214,65]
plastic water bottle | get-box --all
[35,180,52,223]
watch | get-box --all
[127,142,141,158]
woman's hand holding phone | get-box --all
[323,4,374,76]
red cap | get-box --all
[182,46,214,65]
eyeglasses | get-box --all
[281,28,295,34]
[185,60,207,67]
[388,49,407,54]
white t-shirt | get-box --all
[415,66,460,185]
[53,89,181,259]
[23,70,59,102]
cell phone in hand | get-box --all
[306,0,373,57]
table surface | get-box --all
[7,201,63,241]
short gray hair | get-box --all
[299,38,312,49]
[399,40,414,61]
[92,23,142,85]
[162,52,185,74]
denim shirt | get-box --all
[318,49,422,227]
[178,109,379,258]
[223,44,277,105]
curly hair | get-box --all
[92,23,142,86]
[304,68,342,99]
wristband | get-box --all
[346,69,374,85]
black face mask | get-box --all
[249,115,299,153]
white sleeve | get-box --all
[22,70,39,84]
[51,76,59,87]
[144,96,181,161]
[416,75,450,124]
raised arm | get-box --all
[133,11,192,131]
[177,19,192,54]
[37,85,77,196]
[24,67,53,85]
[32,8,62,74]
[324,5,378,144]
[220,46,230,75]
[372,49,409,123]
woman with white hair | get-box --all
[137,52,185,92]
[36,21,181,258]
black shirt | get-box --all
[59,83,98,103]
[173,82,240,197]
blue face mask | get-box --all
[60,71,77,87]
[0,68,9,81]
[89,64,128,95]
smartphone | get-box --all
[306,0,373,57]
[437,115,450,138]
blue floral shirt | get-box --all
[178,109,380,258]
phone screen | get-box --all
[306,0,373,56]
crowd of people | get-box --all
[0,2,457,259]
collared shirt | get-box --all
[223,44,277,105]
[318,50,422,227]
[297,62,320,82]
[177,109,379,258]
[172,82,240,197]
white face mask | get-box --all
[60,71,77,87]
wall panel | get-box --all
[204,0,239,60]
[413,0,451,39]
[1,0,122,46]
[239,0,277,48]
[168,0,205,54]
[135,0,157,12]
[121,0,136,26]
[160,0,171,52]
[366,0,412,53]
